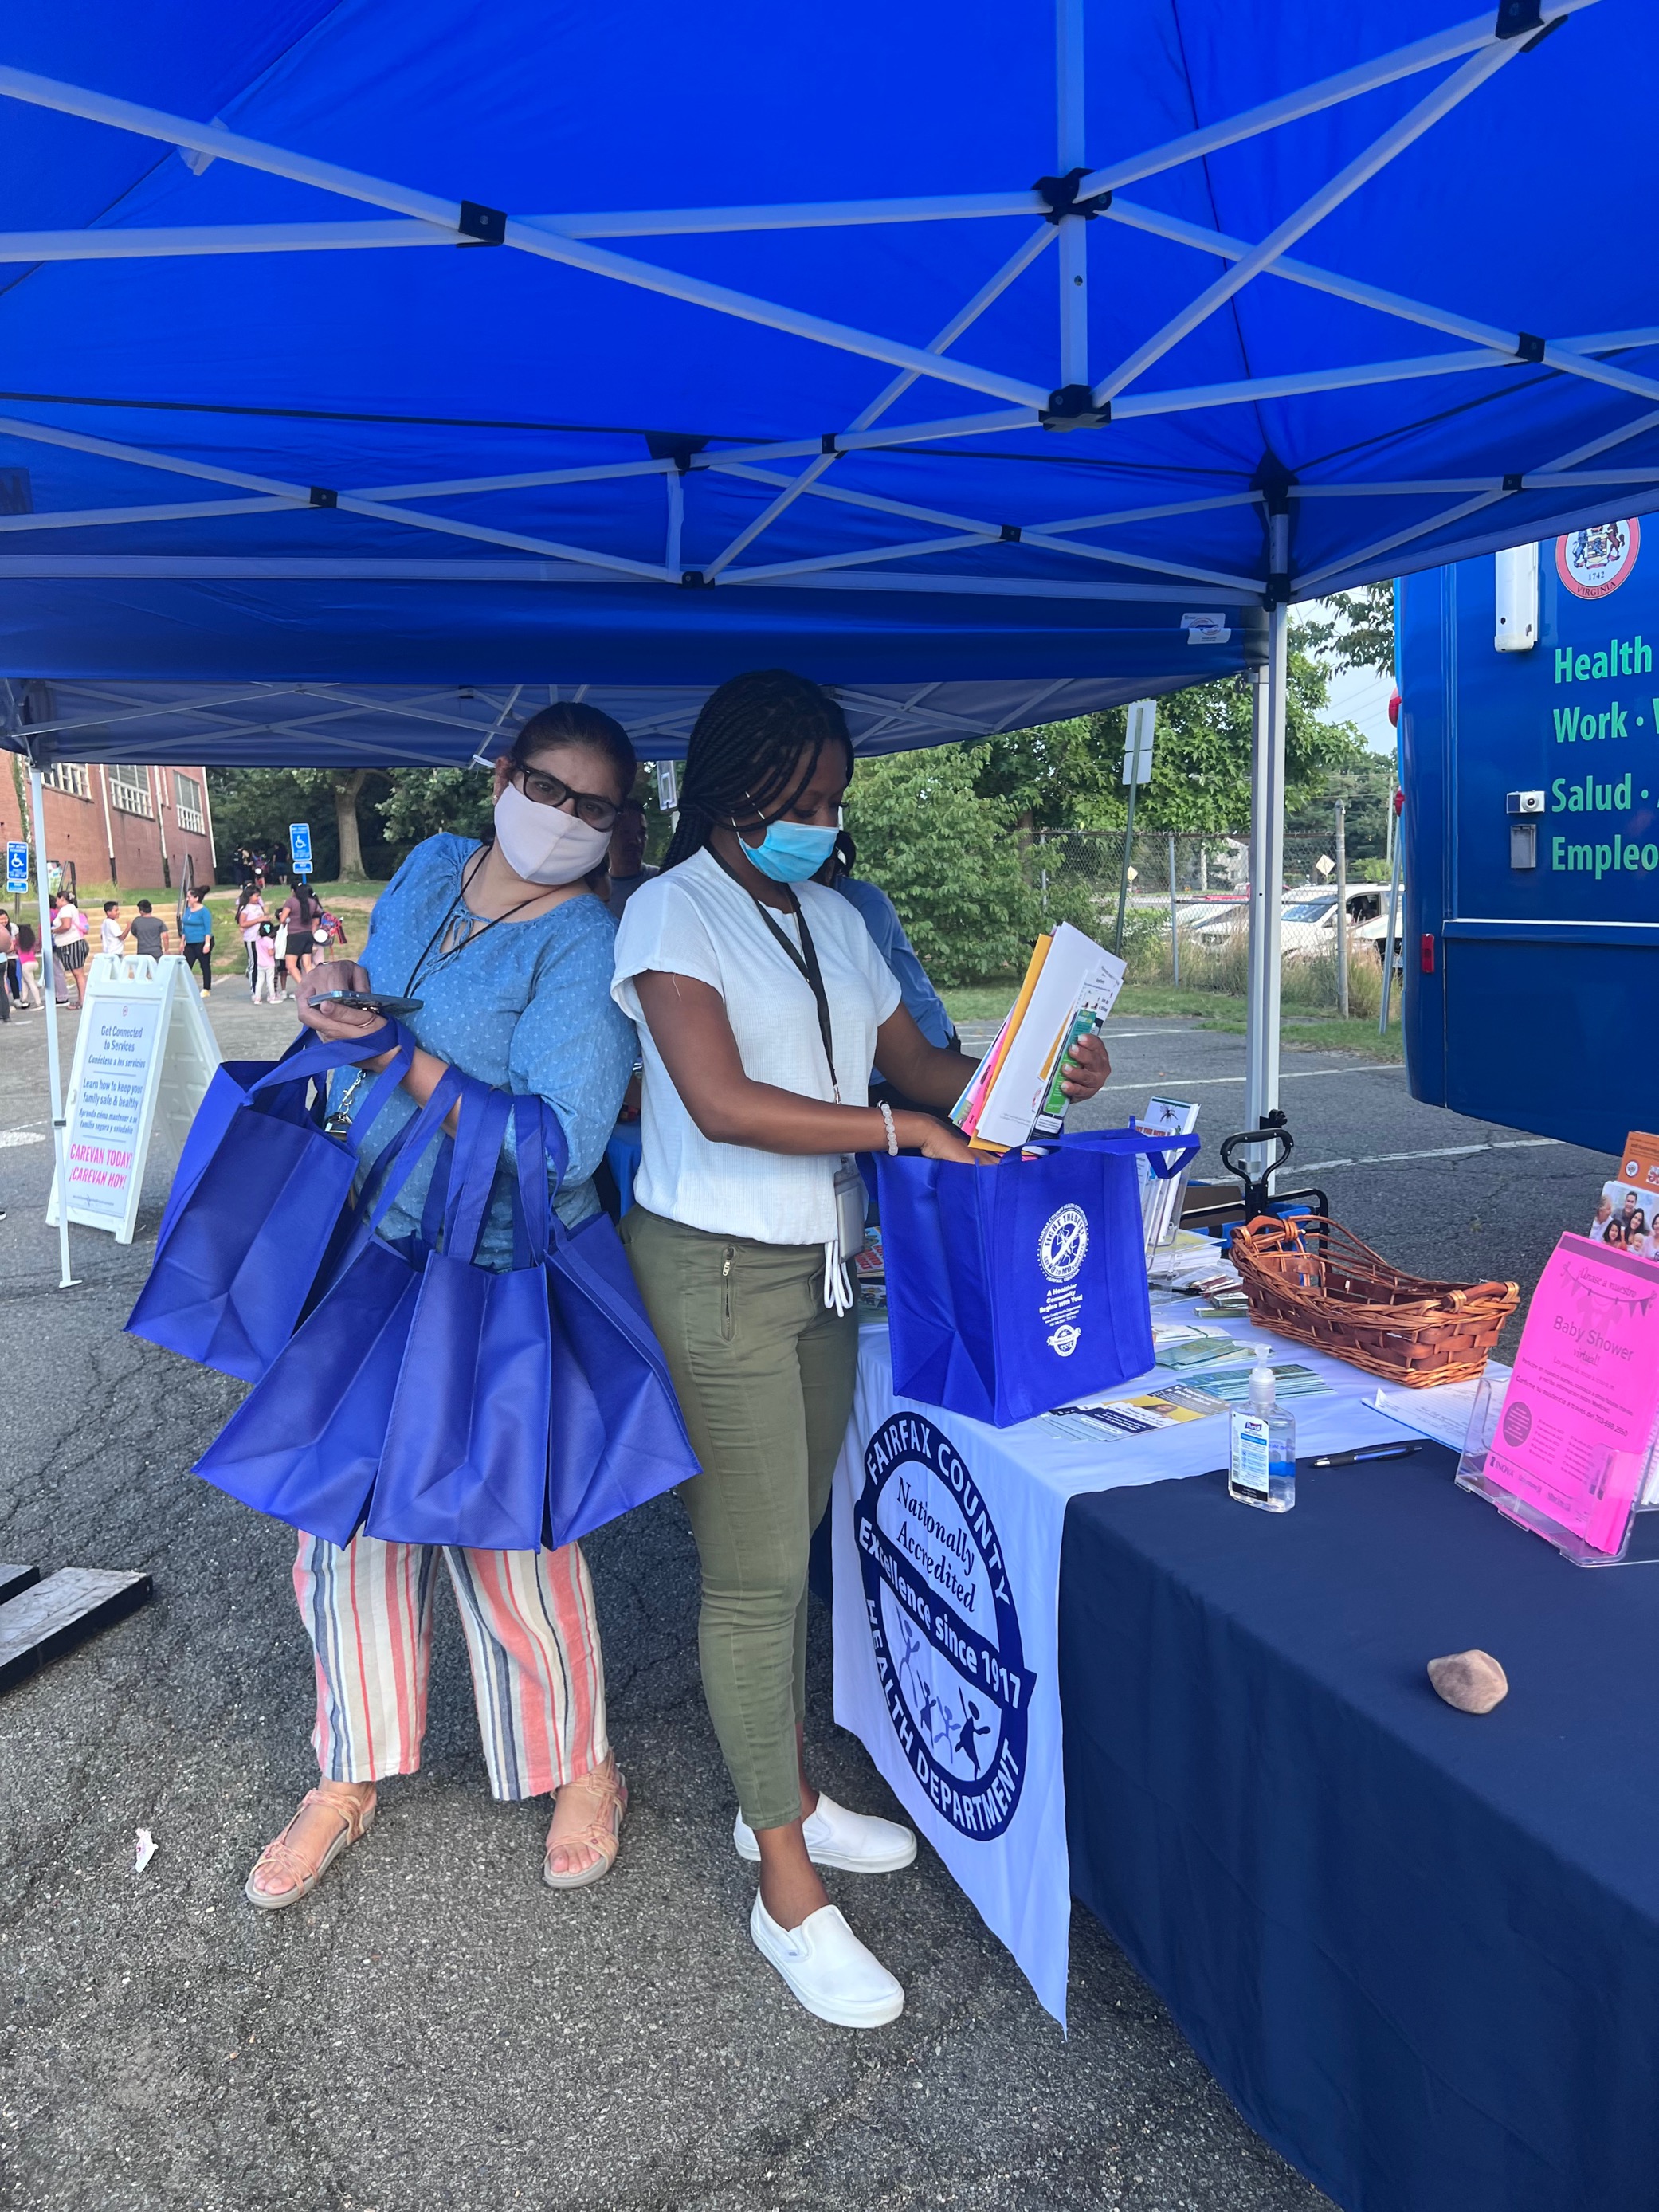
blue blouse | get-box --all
[334,833,635,1265]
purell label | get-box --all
[1231,1413,1270,1495]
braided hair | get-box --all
[663,669,852,870]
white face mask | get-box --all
[492,779,614,885]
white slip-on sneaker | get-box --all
[749,1894,905,2028]
[734,1791,917,1873]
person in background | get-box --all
[252,918,280,1005]
[100,900,125,956]
[0,911,11,1022]
[0,911,18,1013]
[272,914,291,1001]
[14,921,43,1008]
[179,889,214,993]
[50,890,88,1007]
[818,830,955,1052]
[602,798,658,921]
[125,899,169,960]
[614,669,1110,2030]
[282,880,320,978]
[317,907,349,965]
[237,884,268,994]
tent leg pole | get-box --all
[1113,779,1138,955]
[29,766,79,1289]
[1244,606,1288,1182]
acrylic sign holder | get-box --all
[1457,1374,1659,1569]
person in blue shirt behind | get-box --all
[819,831,955,1053]
[178,888,214,992]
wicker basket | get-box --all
[1228,1214,1518,1387]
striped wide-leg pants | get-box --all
[292,1532,608,1801]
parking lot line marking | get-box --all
[1295,1138,1563,1171]
[1099,1065,1402,1091]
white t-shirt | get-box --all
[100,916,124,954]
[612,846,900,1245]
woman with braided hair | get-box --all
[613,670,1109,2026]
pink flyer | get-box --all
[1484,1233,1659,1555]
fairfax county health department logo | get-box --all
[1556,518,1640,600]
[1037,1202,1089,1284]
[854,1413,1035,1841]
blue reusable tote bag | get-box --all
[877,1126,1200,1427]
[190,1069,465,1544]
[543,1137,701,1553]
[367,1084,556,1552]
[127,1022,411,1382]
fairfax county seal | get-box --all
[1556,517,1640,600]
[854,1413,1034,1840]
[1038,1203,1089,1284]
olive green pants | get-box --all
[620,1206,860,1830]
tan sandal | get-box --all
[245,1782,376,1912]
[543,1755,628,1891]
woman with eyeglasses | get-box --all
[245,705,640,1912]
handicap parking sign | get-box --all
[288,821,313,876]
[5,841,26,893]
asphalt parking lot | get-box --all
[0,985,1614,2212]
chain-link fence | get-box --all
[1027,826,1401,1019]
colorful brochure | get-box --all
[1481,1232,1659,1555]
[959,922,1125,1152]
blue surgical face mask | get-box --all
[744,817,840,884]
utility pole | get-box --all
[1334,798,1349,1018]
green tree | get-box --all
[978,645,1370,837]
[845,745,1041,987]
[1286,751,1395,863]
[377,764,496,851]
[1297,582,1396,677]
[208,766,399,880]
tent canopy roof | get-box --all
[0,0,1653,763]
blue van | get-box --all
[1398,520,1657,1158]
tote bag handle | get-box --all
[1056,1127,1201,1181]
[439,1081,517,1267]
[245,1019,406,1105]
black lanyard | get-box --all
[711,853,841,1100]
[401,846,552,998]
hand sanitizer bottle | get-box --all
[1229,1359,1296,1512]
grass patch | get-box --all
[944,979,1403,1062]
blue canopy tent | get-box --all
[2,0,1656,1298]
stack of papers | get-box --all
[1138,1095,1200,1252]
[952,922,1125,1152]
[1045,1382,1227,1445]
[854,1226,887,1315]
[1369,1364,1510,1453]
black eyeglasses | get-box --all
[512,764,620,832]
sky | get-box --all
[1321,660,1397,756]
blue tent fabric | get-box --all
[0,2,1653,762]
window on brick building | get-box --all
[42,762,91,800]
[108,763,155,818]
[173,773,205,834]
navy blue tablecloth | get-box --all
[1059,1449,1659,2212]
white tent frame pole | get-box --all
[708,457,1265,575]
[1091,38,1523,410]
[1298,403,1659,594]
[0,10,1594,254]
[1055,0,1088,387]
[1245,570,1291,1151]
[27,763,79,1289]
[702,226,1055,577]
[1104,195,1659,414]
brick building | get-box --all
[2,760,217,896]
